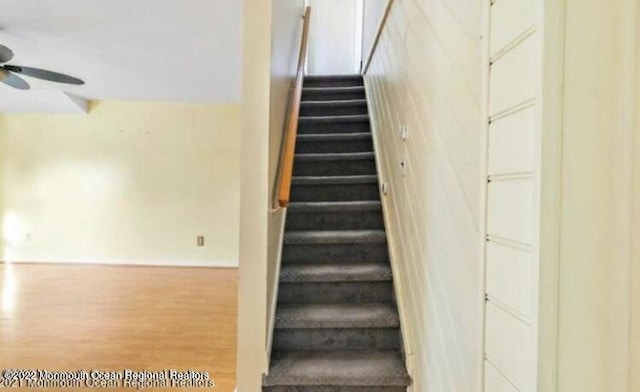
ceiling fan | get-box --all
[0,44,85,90]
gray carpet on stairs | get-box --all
[265,351,410,387]
[286,201,383,231]
[280,262,391,282]
[295,133,373,154]
[264,74,410,391]
[294,152,376,177]
[265,387,407,392]
[278,281,394,304]
[284,230,387,245]
[275,303,399,329]
[272,328,401,351]
[300,100,368,116]
[302,86,365,101]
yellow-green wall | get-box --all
[0,101,240,266]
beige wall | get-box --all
[237,0,304,390]
[555,0,638,390]
[364,0,484,389]
[0,102,240,267]
[306,0,361,75]
[237,0,272,388]
[266,0,305,354]
[633,14,640,385]
[362,0,388,65]
[633,35,640,388]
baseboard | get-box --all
[0,258,238,268]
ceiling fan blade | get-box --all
[0,68,30,90]
[4,65,84,85]
[0,45,14,63]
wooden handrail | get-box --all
[276,6,312,208]
[362,0,394,74]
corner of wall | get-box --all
[236,0,274,389]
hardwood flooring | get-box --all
[0,263,237,391]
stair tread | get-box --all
[263,350,410,387]
[304,77,363,86]
[272,328,401,353]
[295,152,374,161]
[275,303,399,329]
[301,99,367,107]
[302,86,365,92]
[299,114,369,122]
[288,201,381,213]
[285,230,386,245]
[304,74,363,80]
[292,175,378,185]
[280,262,391,282]
[296,132,372,141]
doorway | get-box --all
[305,0,363,75]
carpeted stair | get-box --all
[264,75,410,392]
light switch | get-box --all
[400,125,408,141]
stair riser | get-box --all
[291,183,380,202]
[282,243,389,264]
[295,139,373,154]
[299,120,370,134]
[264,387,406,392]
[302,90,366,101]
[278,282,394,304]
[300,104,367,117]
[303,78,364,88]
[272,329,400,351]
[293,160,376,177]
[286,211,384,231]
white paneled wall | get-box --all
[484,0,541,390]
[364,0,640,390]
[364,0,484,389]
[485,302,533,388]
[488,107,535,175]
[489,38,537,116]
[486,242,534,318]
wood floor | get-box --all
[0,263,237,391]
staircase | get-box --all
[263,75,411,392]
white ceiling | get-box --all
[0,0,242,112]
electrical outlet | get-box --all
[381,182,389,195]
[197,236,204,247]
[25,233,31,241]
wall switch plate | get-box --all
[400,125,408,141]
[197,236,204,246]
